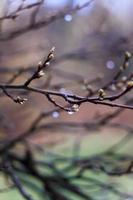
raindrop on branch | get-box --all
[68,110,74,115]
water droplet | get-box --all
[64,14,73,22]
[68,110,74,115]
[106,60,115,70]
[52,111,59,118]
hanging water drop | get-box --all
[68,110,74,115]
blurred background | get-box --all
[0,0,133,199]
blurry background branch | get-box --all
[0,0,133,200]
[0,0,94,40]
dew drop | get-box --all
[68,110,74,115]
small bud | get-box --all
[127,81,133,89]
[38,61,42,69]
[67,104,80,114]
[14,96,27,104]
[122,51,132,70]
[50,46,55,53]
[45,62,50,67]
[72,104,79,112]
[98,89,106,100]
[37,70,45,78]
[125,51,132,60]
[48,53,54,60]
[48,47,55,60]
